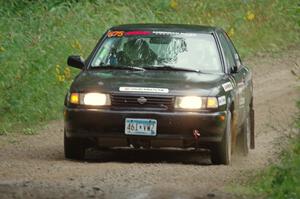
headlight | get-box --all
[69,92,111,106]
[175,96,218,109]
[83,93,110,106]
[175,96,203,109]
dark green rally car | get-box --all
[64,24,255,165]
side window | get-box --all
[223,32,242,68]
[218,32,235,72]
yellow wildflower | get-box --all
[0,46,5,52]
[170,0,178,10]
[55,64,61,74]
[228,28,234,37]
[15,75,21,80]
[246,11,255,21]
[64,67,71,79]
[57,75,65,82]
[71,40,82,50]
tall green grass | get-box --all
[232,101,300,199]
[256,138,300,199]
[0,0,299,133]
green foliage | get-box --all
[247,137,300,199]
[0,0,299,133]
[230,101,300,199]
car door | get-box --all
[217,30,246,128]
[224,31,250,124]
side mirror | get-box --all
[231,65,238,73]
[231,53,242,73]
[67,55,85,69]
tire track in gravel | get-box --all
[0,48,299,199]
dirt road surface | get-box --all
[0,48,299,199]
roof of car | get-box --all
[110,24,220,33]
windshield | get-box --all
[90,31,222,73]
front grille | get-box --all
[111,94,174,110]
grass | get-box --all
[0,0,299,134]
[229,101,300,199]
[258,142,300,199]
[232,139,300,199]
[251,101,300,199]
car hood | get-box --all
[70,70,228,96]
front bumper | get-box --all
[64,108,228,148]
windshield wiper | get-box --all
[143,65,202,73]
[91,65,203,73]
[91,65,146,71]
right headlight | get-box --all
[175,96,218,109]
[69,92,111,106]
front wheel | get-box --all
[211,111,232,165]
[64,130,86,160]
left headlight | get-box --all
[175,96,203,109]
[69,92,111,106]
[175,96,218,109]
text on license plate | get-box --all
[125,118,157,136]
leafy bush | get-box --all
[231,102,300,198]
[0,0,299,133]
[250,136,300,198]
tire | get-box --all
[64,130,86,160]
[237,111,251,156]
[211,111,232,165]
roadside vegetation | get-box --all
[256,137,300,199]
[232,101,300,199]
[0,0,299,134]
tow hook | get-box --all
[193,129,200,147]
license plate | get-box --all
[125,118,157,136]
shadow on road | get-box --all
[26,144,211,165]
[84,148,212,165]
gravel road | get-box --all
[0,48,299,199]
